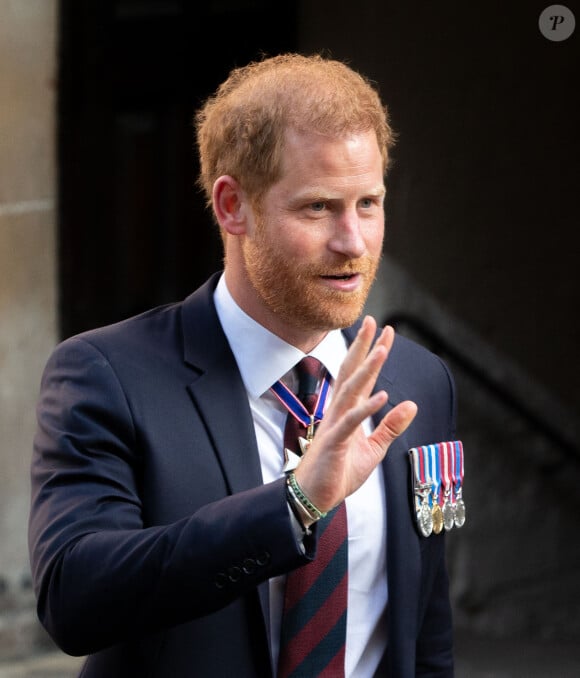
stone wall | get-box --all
[0,0,58,660]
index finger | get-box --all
[336,319,395,386]
[333,316,377,391]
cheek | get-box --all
[367,222,385,252]
[279,228,325,259]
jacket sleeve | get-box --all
[28,336,311,656]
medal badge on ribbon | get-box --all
[409,441,466,537]
[270,369,331,472]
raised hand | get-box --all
[293,316,418,512]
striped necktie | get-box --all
[277,357,348,678]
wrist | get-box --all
[286,484,314,534]
[286,472,327,526]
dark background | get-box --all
[58,0,297,336]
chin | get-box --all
[295,303,365,332]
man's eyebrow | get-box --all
[293,185,386,202]
[367,186,387,197]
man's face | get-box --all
[237,128,385,346]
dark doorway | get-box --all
[57,0,298,339]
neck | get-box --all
[223,268,329,353]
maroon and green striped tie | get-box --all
[277,357,348,678]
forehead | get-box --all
[275,128,385,194]
[284,126,382,159]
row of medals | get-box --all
[415,483,466,538]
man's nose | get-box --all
[327,210,366,258]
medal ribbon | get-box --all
[423,446,433,507]
[411,447,422,485]
[450,440,457,501]
[270,366,331,428]
[441,442,451,499]
[454,440,464,491]
[430,444,442,507]
[419,446,427,486]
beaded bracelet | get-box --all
[286,471,327,521]
[286,482,314,533]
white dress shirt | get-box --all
[213,274,388,677]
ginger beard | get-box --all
[241,220,381,332]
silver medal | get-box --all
[442,490,455,531]
[418,493,433,537]
[454,493,466,528]
[452,442,466,528]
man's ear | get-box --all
[212,175,248,235]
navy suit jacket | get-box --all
[29,273,456,677]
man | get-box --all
[29,53,456,676]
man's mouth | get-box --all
[319,272,362,291]
[321,273,357,280]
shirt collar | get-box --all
[213,273,347,398]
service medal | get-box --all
[440,443,455,531]
[410,441,465,537]
[418,496,434,537]
[410,447,432,537]
[442,494,455,531]
[432,503,444,534]
[428,444,444,534]
[452,441,466,528]
[454,489,466,528]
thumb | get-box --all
[371,400,418,452]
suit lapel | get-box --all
[181,275,264,494]
[180,275,271,648]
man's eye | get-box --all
[360,198,374,208]
[310,202,326,212]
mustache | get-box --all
[298,256,378,278]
